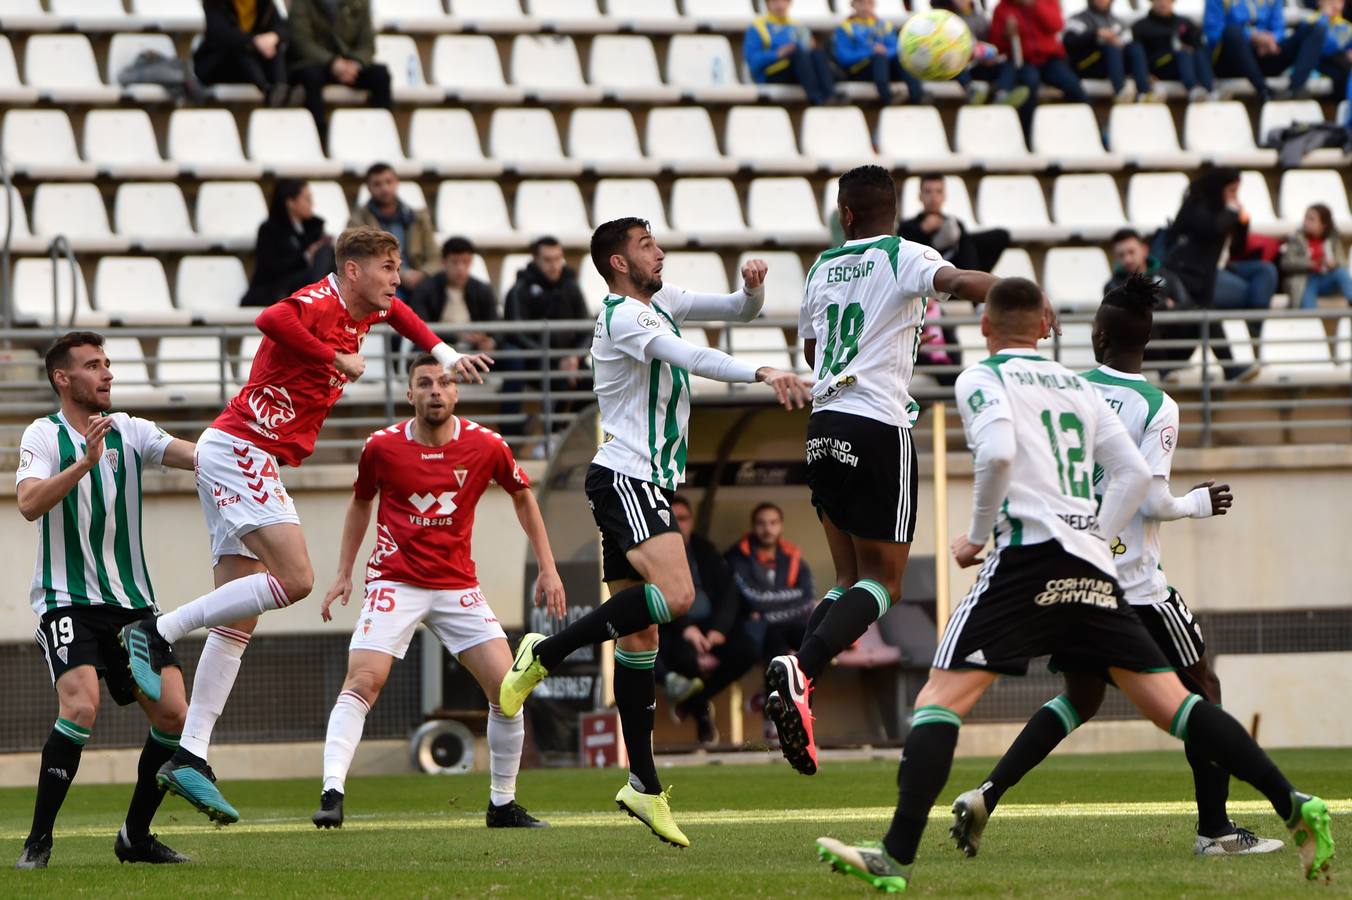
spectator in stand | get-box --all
[1161,167,1260,381]
[745,0,838,106]
[194,0,289,105]
[1133,0,1216,100]
[1204,0,1328,100]
[241,179,333,308]
[503,238,591,427]
[933,0,1030,108]
[1105,228,1197,374]
[348,163,439,300]
[1283,203,1352,308]
[898,174,1009,274]
[407,237,499,354]
[989,0,1089,133]
[832,0,925,104]
[724,504,816,686]
[1315,0,1352,103]
[657,496,748,746]
[1064,0,1158,102]
[287,0,391,144]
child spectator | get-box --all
[745,0,838,106]
[933,0,1030,107]
[1133,0,1215,99]
[990,0,1089,132]
[1204,0,1328,100]
[1315,0,1352,103]
[832,0,925,104]
[1283,203,1352,308]
[1064,0,1158,101]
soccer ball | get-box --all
[899,9,975,81]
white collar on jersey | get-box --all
[989,347,1041,357]
[327,273,346,308]
[1096,364,1146,381]
[403,416,461,444]
[842,234,893,246]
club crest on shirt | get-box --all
[103,448,119,472]
[658,510,670,526]
[361,618,373,637]
[56,645,68,664]
[453,467,469,487]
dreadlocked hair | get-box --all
[1101,272,1160,315]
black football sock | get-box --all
[123,727,179,843]
[981,695,1083,813]
[882,705,962,865]
[535,584,669,672]
[26,718,89,846]
[613,647,662,795]
[1170,696,1294,822]
[798,588,844,648]
[1186,733,1233,837]
[797,580,890,680]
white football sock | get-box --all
[179,627,250,759]
[487,703,524,808]
[157,573,289,644]
[322,691,370,794]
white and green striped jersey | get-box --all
[591,286,699,490]
[1082,366,1180,606]
[799,234,953,428]
[16,411,172,616]
[955,350,1128,576]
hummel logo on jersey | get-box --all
[421,452,443,460]
[409,491,457,515]
[964,649,987,666]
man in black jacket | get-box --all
[194,0,289,105]
[1105,228,1196,374]
[657,496,749,745]
[503,237,591,427]
[407,237,498,355]
[1132,0,1214,99]
[898,175,1008,274]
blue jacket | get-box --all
[744,14,806,81]
[1323,15,1351,55]
[833,16,899,74]
[1203,0,1283,47]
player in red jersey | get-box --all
[310,353,566,830]
[119,227,492,824]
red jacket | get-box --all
[990,0,1067,65]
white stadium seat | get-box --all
[741,250,806,318]
[371,0,449,30]
[1,110,95,179]
[900,175,975,229]
[666,35,757,103]
[1031,104,1123,170]
[976,176,1068,242]
[32,183,129,253]
[510,35,602,103]
[1279,170,1352,232]
[1107,104,1200,169]
[1052,174,1127,241]
[1043,247,1113,310]
[607,0,682,25]
[195,181,269,250]
[50,0,127,22]
[1125,172,1189,231]
[747,177,829,245]
[131,0,204,29]
[114,182,209,252]
[725,106,811,173]
[94,257,189,325]
[568,108,659,176]
[100,338,153,396]
[0,0,50,32]
[176,256,256,324]
[167,109,261,180]
[1237,170,1280,232]
[431,36,524,104]
[308,181,352,239]
[527,0,600,20]
[682,0,755,26]
[800,107,877,171]
[991,248,1036,282]
[436,181,520,248]
[0,190,43,253]
[328,109,413,175]
[513,180,591,245]
[723,324,791,373]
[11,258,105,327]
[645,106,735,174]
[588,35,679,103]
[376,35,443,104]
[1257,100,1326,148]
[877,106,969,171]
[592,179,677,240]
[1184,101,1277,167]
[449,0,527,22]
[955,106,1045,171]
[408,109,501,177]
[489,108,581,176]
[0,36,37,104]
[670,177,755,246]
[1258,317,1339,380]
[247,110,340,177]
[105,33,177,101]
[1052,321,1098,371]
[155,337,231,395]
[83,110,177,179]
[660,251,730,294]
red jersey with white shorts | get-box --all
[355,416,530,590]
[211,274,442,467]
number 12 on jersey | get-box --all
[1040,410,1090,498]
[818,302,864,378]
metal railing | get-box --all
[0,308,1348,459]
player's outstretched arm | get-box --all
[16,416,111,521]
[160,438,197,471]
[644,333,811,408]
[388,299,494,384]
[1139,477,1229,522]
[320,495,373,623]
[678,258,768,323]
[511,488,567,620]
[932,268,1061,337]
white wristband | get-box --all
[1185,486,1214,519]
[431,342,461,370]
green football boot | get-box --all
[1288,793,1334,882]
[816,837,909,893]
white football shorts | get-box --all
[194,427,300,566]
[349,580,507,659]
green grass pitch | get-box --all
[0,749,1347,897]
